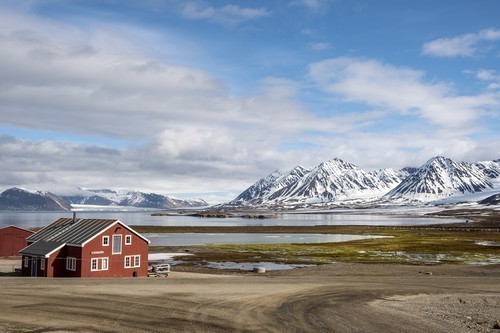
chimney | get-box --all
[72,211,76,223]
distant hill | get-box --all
[0,187,208,211]
[63,188,208,209]
[0,187,72,211]
[478,193,500,206]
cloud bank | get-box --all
[0,6,498,203]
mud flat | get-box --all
[0,262,499,332]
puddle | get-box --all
[149,253,193,261]
[199,261,315,271]
[145,233,391,246]
[474,241,500,246]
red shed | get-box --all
[19,218,150,278]
[0,226,34,257]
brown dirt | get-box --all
[0,259,499,333]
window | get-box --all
[91,258,109,271]
[102,236,109,246]
[66,257,76,271]
[91,258,98,271]
[124,256,131,268]
[24,256,28,268]
[112,235,122,254]
[40,258,45,271]
[134,255,140,268]
[102,258,108,270]
[125,235,132,245]
[124,255,141,269]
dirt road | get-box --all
[0,263,499,332]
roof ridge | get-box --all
[45,218,81,241]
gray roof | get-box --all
[27,218,118,245]
[26,218,150,248]
[19,240,65,257]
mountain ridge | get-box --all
[229,156,500,207]
[0,187,208,211]
[0,187,72,211]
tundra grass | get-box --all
[150,228,500,265]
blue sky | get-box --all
[0,0,499,203]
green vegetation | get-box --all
[150,228,500,266]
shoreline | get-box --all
[141,218,500,267]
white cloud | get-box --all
[308,57,498,129]
[0,7,356,201]
[309,42,331,51]
[423,28,500,57]
[258,77,300,98]
[180,2,271,26]
[290,0,327,11]
[474,69,500,91]
[0,7,498,203]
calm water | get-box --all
[0,210,461,228]
[145,233,390,246]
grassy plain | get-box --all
[137,210,500,267]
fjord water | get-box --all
[0,210,461,228]
[145,233,390,246]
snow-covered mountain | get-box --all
[478,193,500,205]
[386,156,495,201]
[369,168,412,188]
[475,159,500,179]
[231,166,310,205]
[272,159,408,204]
[231,158,411,206]
[63,188,208,209]
[0,187,72,211]
[229,156,500,207]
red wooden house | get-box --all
[19,218,150,278]
[0,225,34,257]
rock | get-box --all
[493,321,500,329]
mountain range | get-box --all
[2,156,499,211]
[0,187,208,211]
[229,156,500,208]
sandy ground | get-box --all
[1,259,499,332]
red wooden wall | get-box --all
[0,226,33,256]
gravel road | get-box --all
[0,261,499,332]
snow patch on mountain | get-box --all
[231,166,310,205]
[229,156,500,207]
[386,156,494,201]
[63,188,208,209]
[0,187,72,211]
[232,159,410,206]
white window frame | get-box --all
[91,257,109,271]
[124,255,141,269]
[133,255,140,268]
[91,258,98,271]
[125,235,132,245]
[112,235,122,254]
[24,256,29,268]
[40,258,45,271]
[124,256,131,268]
[101,257,108,270]
[66,257,76,271]
[102,236,110,246]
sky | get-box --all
[0,0,499,203]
